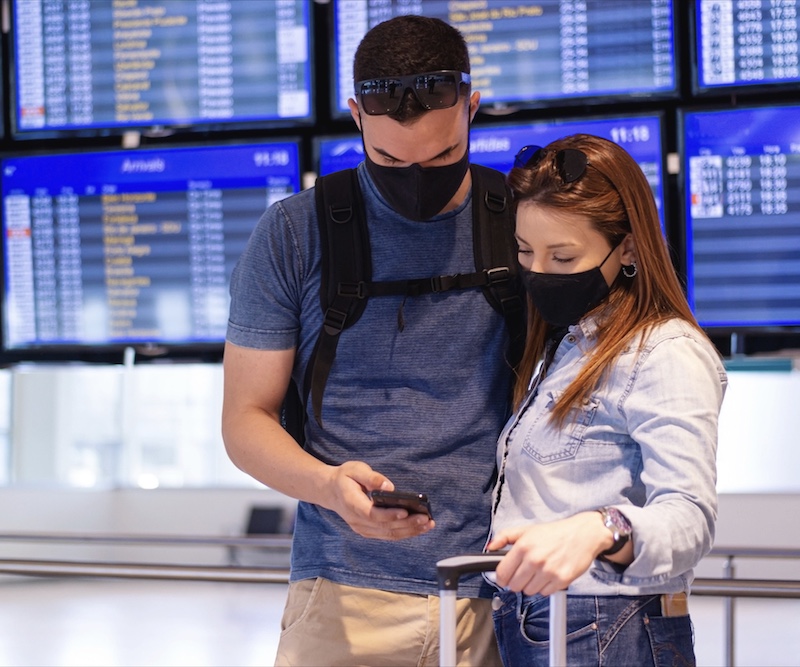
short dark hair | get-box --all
[353,15,470,122]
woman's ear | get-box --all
[620,234,637,265]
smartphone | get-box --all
[370,490,433,519]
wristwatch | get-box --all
[596,506,632,558]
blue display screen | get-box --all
[1,141,301,350]
[695,0,800,92]
[682,105,800,328]
[333,0,676,117]
[11,0,313,136]
[316,114,666,227]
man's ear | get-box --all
[348,98,362,131]
[468,91,481,122]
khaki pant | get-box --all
[274,578,501,667]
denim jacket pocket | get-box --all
[521,389,599,464]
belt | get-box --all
[660,592,688,617]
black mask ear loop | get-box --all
[598,242,619,270]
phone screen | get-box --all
[370,490,433,519]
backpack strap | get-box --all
[306,165,525,426]
[470,164,526,369]
[362,167,523,315]
[308,169,370,425]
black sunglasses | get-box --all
[355,70,471,116]
[513,145,589,183]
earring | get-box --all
[622,262,637,278]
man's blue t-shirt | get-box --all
[227,163,514,597]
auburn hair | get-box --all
[508,134,708,424]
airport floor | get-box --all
[0,576,799,667]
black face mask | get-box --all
[522,245,617,328]
[364,147,470,221]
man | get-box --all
[223,15,513,666]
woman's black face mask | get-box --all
[522,244,618,328]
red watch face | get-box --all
[606,507,632,534]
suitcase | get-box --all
[437,554,567,666]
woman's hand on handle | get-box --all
[488,512,615,597]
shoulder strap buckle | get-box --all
[329,203,352,224]
[485,266,511,285]
[323,307,348,335]
[484,189,507,213]
[430,274,459,293]
[337,281,368,299]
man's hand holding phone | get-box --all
[323,462,434,540]
[365,488,434,540]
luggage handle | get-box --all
[436,554,566,667]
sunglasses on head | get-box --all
[514,145,589,183]
[355,70,471,116]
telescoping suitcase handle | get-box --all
[436,554,567,667]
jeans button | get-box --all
[492,595,503,611]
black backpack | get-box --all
[281,164,525,440]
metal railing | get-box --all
[696,546,800,666]
[0,530,293,580]
[1,533,799,666]
[0,530,293,549]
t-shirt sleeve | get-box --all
[226,197,308,351]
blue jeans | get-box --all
[492,591,696,667]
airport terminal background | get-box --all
[1,2,800,666]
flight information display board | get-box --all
[10,0,312,136]
[695,0,800,92]
[332,0,676,116]
[683,105,800,329]
[316,114,666,226]
[1,141,300,354]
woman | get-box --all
[487,134,727,666]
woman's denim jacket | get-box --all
[490,316,728,596]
